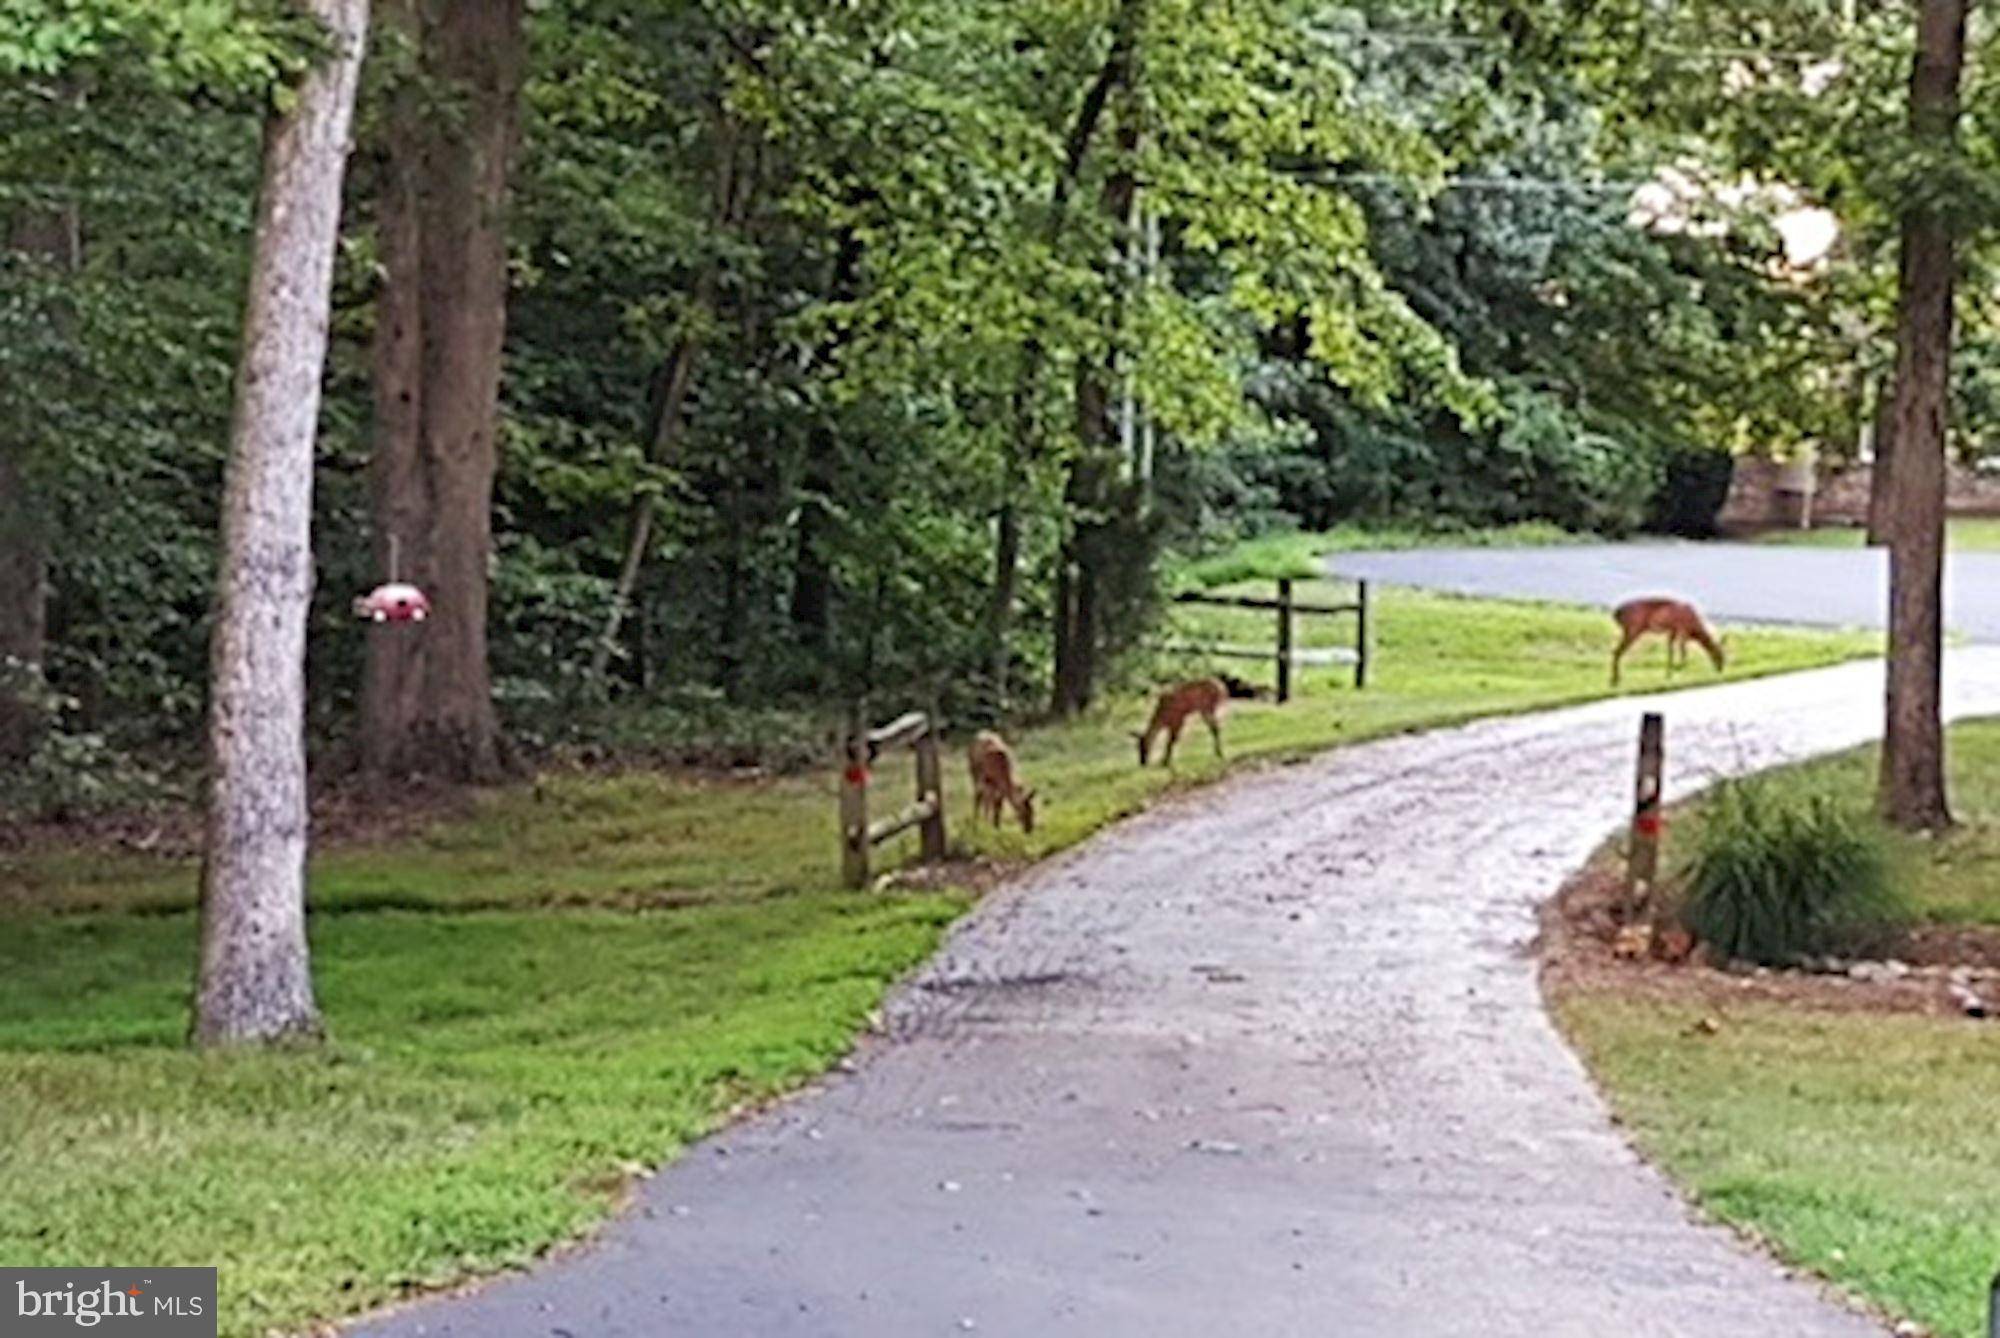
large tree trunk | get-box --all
[0,207,77,763]
[363,0,526,782]
[193,0,368,1048]
[1878,0,1967,832]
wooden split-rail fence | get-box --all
[1163,577,1371,702]
[839,708,947,888]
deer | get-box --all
[1134,677,1228,767]
[1610,597,1726,687]
[967,729,1037,833]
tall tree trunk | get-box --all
[987,490,1021,701]
[193,0,368,1048]
[0,208,71,764]
[1051,2,1142,717]
[363,0,526,781]
[788,224,864,680]
[788,434,835,659]
[1878,0,1967,831]
[1013,23,1132,714]
[590,116,747,681]
[591,329,703,681]
[1865,376,1897,546]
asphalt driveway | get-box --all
[1327,541,2000,642]
[344,653,2000,1338]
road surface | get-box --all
[1329,540,2000,642]
[353,653,2000,1338]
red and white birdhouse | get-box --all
[353,582,431,623]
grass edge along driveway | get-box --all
[1551,720,2000,1338]
[0,585,1876,1338]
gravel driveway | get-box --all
[352,652,2000,1338]
[1329,541,2000,642]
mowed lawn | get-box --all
[1751,516,2000,550]
[1555,721,2000,1338]
[0,584,1877,1337]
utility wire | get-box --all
[1332,29,1839,64]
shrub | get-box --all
[1678,778,1904,966]
[1649,444,1736,537]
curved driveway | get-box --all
[353,652,2000,1338]
[1330,541,2000,641]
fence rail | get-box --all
[839,708,947,888]
[1168,577,1370,701]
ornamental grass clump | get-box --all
[1678,778,1904,966]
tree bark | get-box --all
[1051,2,1142,717]
[193,0,369,1047]
[363,0,526,782]
[0,206,77,763]
[987,491,1021,701]
[1878,0,1967,832]
[1865,376,1897,546]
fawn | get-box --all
[967,730,1037,833]
[1134,677,1227,766]
[1611,597,1725,686]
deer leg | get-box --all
[1163,722,1181,767]
[1206,709,1223,758]
[1611,630,1638,686]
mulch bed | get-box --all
[1539,857,2000,1021]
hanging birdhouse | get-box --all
[353,582,430,623]
[353,534,428,624]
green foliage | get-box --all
[0,0,1952,763]
[1678,777,1902,965]
[0,661,176,821]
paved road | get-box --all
[353,652,2000,1338]
[1329,541,2000,641]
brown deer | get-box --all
[1611,597,1726,686]
[1134,677,1228,766]
[967,730,1037,833]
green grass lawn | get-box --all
[1174,521,1580,587]
[1750,516,2000,550]
[0,583,1876,1337]
[1556,720,2000,1338]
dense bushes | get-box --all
[1678,778,1903,965]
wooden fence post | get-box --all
[1275,577,1294,703]
[914,717,947,861]
[1626,712,1664,910]
[840,727,870,888]
[1354,579,1370,689]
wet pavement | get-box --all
[353,653,2000,1338]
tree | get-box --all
[192,0,368,1047]
[1878,0,1969,830]
[0,213,67,763]
[362,0,527,781]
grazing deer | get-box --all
[967,729,1037,833]
[1134,677,1227,767]
[1611,597,1726,686]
